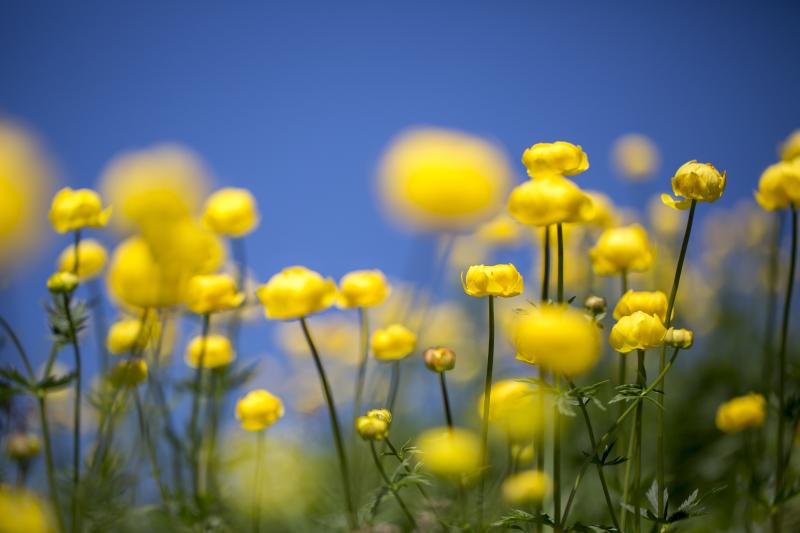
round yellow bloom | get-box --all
[612,134,659,181]
[236,389,284,432]
[754,160,800,211]
[416,427,482,478]
[423,347,456,372]
[6,433,41,460]
[49,187,111,234]
[478,380,545,442]
[584,191,618,228]
[609,311,666,353]
[521,141,589,179]
[108,359,148,388]
[202,187,260,237]
[502,470,551,505]
[46,271,78,294]
[355,416,389,441]
[613,290,668,322]
[371,324,416,361]
[256,266,337,320]
[513,305,601,376]
[715,393,766,433]
[106,318,143,355]
[661,160,726,210]
[185,334,235,369]
[186,273,245,315]
[57,239,108,280]
[508,176,594,227]
[378,128,512,231]
[461,263,524,298]
[780,130,800,162]
[366,408,392,424]
[0,485,54,533]
[589,224,654,276]
[664,327,694,349]
[337,269,391,308]
[474,214,522,247]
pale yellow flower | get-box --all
[612,134,659,181]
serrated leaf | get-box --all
[492,510,555,529]
[36,371,77,393]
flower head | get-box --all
[423,347,456,373]
[461,263,524,298]
[371,324,416,361]
[366,408,392,424]
[780,129,800,162]
[474,214,523,247]
[502,470,551,505]
[416,427,482,479]
[186,273,245,315]
[613,290,668,322]
[6,432,41,460]
[478,380,546,442]
[754,160,800,211]
[108,359,148,388]
[589,224,654,276]
[337,269,391,309]
[107,318,147,355]
[0,485,54,533]
[584,191,618,228]
[612,134,659,181]
[256,266,337,320]
[664,327,694,349]
[609,311,666,353]
[236,389,285,432]
[661,160,726,209]
[715,393,766,433]
[584,295,607,318]
[508,176,594,227]
[49,187,111,234]
[185,334,235,369]
[46,271,78,294]
[202,187,260,237]
[355,409,392,441]
[521,141,589,179]
[57,239,108,281]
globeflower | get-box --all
[780,129,800,162]
[754,160,800,211]
[106,318,146,355]
[589,224,654,276]
[355,409,392,441]
[371,324,416,361]
[502,470,551,505]
[609,311,666,353]
[186,273,245,315]
[48,187,111,234]
[0,485,55,533]
[423,347,456,373]
[521,141,589,179]
[256,266,337,320]
[584,191,618,228]
[202,187,260,237]
[461,263,524,298]
[416,427,482,479]
[57,239,108,280]
[46,271,78,294]
[661,160,726,209]
[236,389,285,432]
[185,334,235,369]
[108,359,148,388]
[612,134,659,181]
[474,214,522,247]
[337,269,391,309]
[6,432,41,460]
[478,380,545,442]
[508,176,594,227]
[715,393,766,433]
[613,290,668,322]
[664,327,694,349]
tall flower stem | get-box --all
[189,313,211,500]
[370,441,417,528]
[439,372,454,428]
[253,431,265,533]
[386,361,401,413]
[133,386,169,504]
[478,295,496,528]
[556,224,564,303]
[618,272,629,396]
[300,317,356,530]
[353,307,370,422]
[88,280,110,374]
[62,293,82,533]
[536,226,550,533]
[205,368,224,495]
[0,315,35,378]
[634,349,646,533]
[542,226,551,302]
[761,212,783,392]
[38,397,65,532]
[774,204,798,533]
[553,223,565,527]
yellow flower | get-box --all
[337,269,391,308]
[6,433,41,460]
[355,415,390,441]
[780,129,800,162]
[48,187,111,234]
[648,195,683,237]
[366,408,392,424]
[107,318,144,355]
[508,176,594,227]
[611,134,659,181]
[236,389,284,432]
[584,191,618,228]
[46,271,78,294]
[423,347,456,373]
[57,239,108,280]
[613,290,668,322]
[108,359,148,388]
[0,485,54,533]
[513,305,601,376]
[512,443,534,465]
[478,380,546,442]
[474,214,523,247]
[378,127,512,231]
[461,263,524,298]
[185,334,235,369]
[664,327,694,349]
[416,427,482,478]
[754,160,800,211]
[715,393,766,433]
[256,266,337,320]
[521,141,589,179]
[609,311,666,353]
[202,187,260,237]
[371,324,417,361]
[661,160,726,209]
[502,470,551,505]
[186,273,245,314]
[589,224,654,276]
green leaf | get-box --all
[492,509,555,530]
[35,371,77,393]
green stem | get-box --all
[72,229,81,275]
[228,237,247,350]
[63,293,82,533]
[553,375,562,528]
[253,431,265,533]
[38,397,66,533]
[542,226,551,302]
[385,438,436,508]
[0,314,36,378]
[88,280,109,374]
[300,317,357,530]
[353,307,369,421]
[634,350,646,533]
[556,223,564,303]
[537,227,550,533]
[478,295,496,528]
[370,441,417,528]
[761,212,782,394]
[439,372,454,428]
[386,360,401,413]
[205,368,223,495]
[133,386,169,504]
[189,313,211,500]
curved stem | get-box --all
[63,294,82,533]
[386,360,401,413]
[353,307,369,421]
[478,295,496,528]
[385,437,436,508]
[439,372,454,428]
[0,315,35,379]
[189,313,211,500]
[38,397,65,533]
[370,441,417,528]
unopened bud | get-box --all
[366,408,392,425]
[47,271,78,294]
[423,347,456,373]
[6,432,41,460]
[355,415,389,441]
[584,295,607,317]
[664,327,694,349]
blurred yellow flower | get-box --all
[185,334,235,369]
[378,128,512,231]
[107,317,146,355]
[423,347,456,373]
[513,305,601,376]
[416,427,482,479]
[371,324,416,361]
[461,263,524,298]
[57,239,107,280]
[521,141,589,179]
[585,191,618,228]
[613,290,668,321]
[478,380,546,442]
[6,433,41,460]
[236,389,284,432]
[780,129,800,162]
[275,316,359,365]
[474,214,523,247]
[754,160,800,211]
[648,195,683,238]
[186,273,245,314]
[46,271,78,294]
[512,443,535,465]
[203,187,260,237]
[508,176,594,227]
[256,266,336,320]
[0,485,54,533]
[355,414,390,441]
[612,134,659,181]
[589,224,654,276]
[502,470,551,505]
[108,359,148,388]
[661,160,726,210]
[609,311,666,353]
[48,187,111,234]
[337,269,391,309]
[715,393,766,433]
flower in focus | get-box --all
[754,160,800,211]
[780,129,800,162]
[185,334,236,369]
[378,128,512,231]
[513,305,601,376]
[664,327,694,349]
[256,266,337,320]
[371,324,416,361]
[502,470,551,505]
[715,393,766,433]
[461,263,524,298]
[416,427,482,479]
[6,433,41,461]
[609,311,666,353]
[236,389,284,432]
[521,141,589,179]
[589,224,654,276]
[423,347,456,373]
[57,239,108,280]
[478,380,545,442]
[474,214,523,247]
[508,176,594,227]
[661,160,726,209]
[203,187,260,237]
[0,485,54,533]
[355,409,392,441]
[612,134,659,181]
[46,271,78,294]
[186,273,245,315]
[337,269,391,309]
[613,290,668,322]
[108,359,148,388]
[49,187,111,234]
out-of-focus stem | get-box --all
[189,313,210,501]
[477,295,496,528]
[353,307,369,421]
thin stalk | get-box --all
[761,212,783,391]
[133,386,169,504]
[228,237,248,350]
[620,419,637,531]
[439,372,454,428]
[553,375,562,527]
[353,307,369,421]
[542,226,551,302]
[253,431,265,533]
[537,228,550,533]
[370,441,417,528]
[72,229,81,275]
[38,397,65,533]
[205,368,223,495]
[189,313,211,500]
[556,224,564,303]
[385,438,436,508]
[0,315,35,378]
[618,271,629,410]
[478,295,496,528]
[300,317,356,530]
[634,350,646,533]
[386,360,401,413]
[63,293,82,533]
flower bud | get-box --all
[49,187,112,233]
[716,393,765,433]
[236,389,284,432]
[202,187,260,237]
[6,432,41,460]
[664,328,694,349]
[47,271,78,294]
[423,347,456,373]
[583,295,607,318]
[355,415,389,441]
[502,470,551,505]
[365,408,393,425]
[371,324,416,361]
